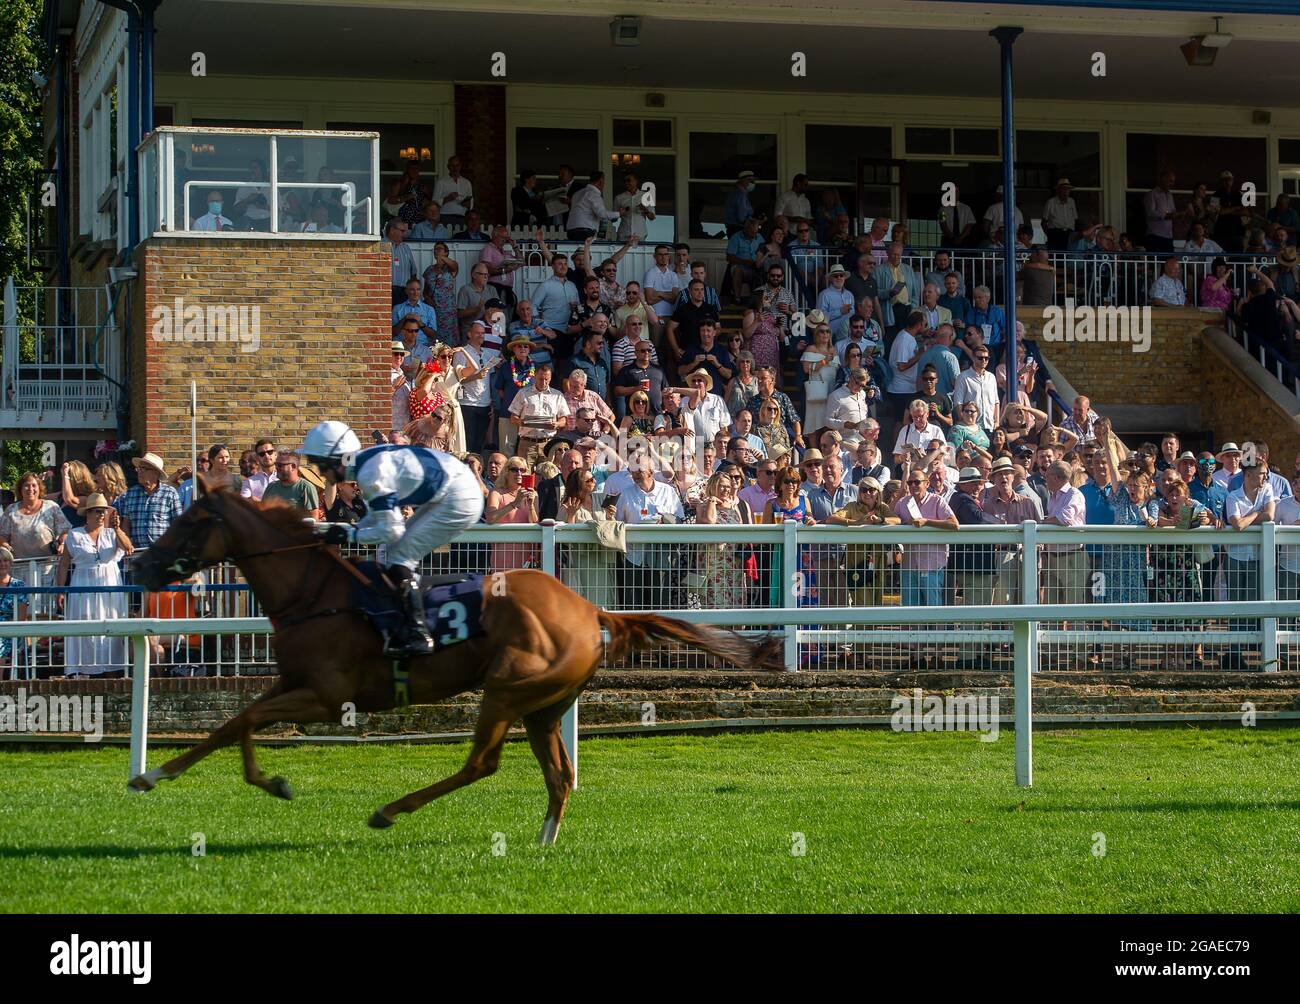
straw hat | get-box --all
[298,464,326,492]
[77,492,111,515]
[506,334,534,351]
[131,452,167,476]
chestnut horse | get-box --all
[129,478,783,845]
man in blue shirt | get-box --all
[530,254,579,358]
[916,323,961,398]
[817,265,857,340]
[726,217,764,307]
[1223,443,1293,499]
[725,171,757,235]
[391,278,439,340]
[1190,453,1229,522]
[964,285,1007,367]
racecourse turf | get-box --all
[2,727,1298,913]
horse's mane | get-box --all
[215,487,324,545]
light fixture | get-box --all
[1181,16,1232,67]
[419,147,431,161]
[611,15,641,47]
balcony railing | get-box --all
[138,126,380,238]
[1,278,120,430]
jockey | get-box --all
[300,421,484,656]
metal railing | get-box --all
[776,246,1274,312]
[1,277,121,428]
[138,126,381,238]
[4,522,1300,679]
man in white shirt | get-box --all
[982,186,1024,241]
[1225,462,1277,667]
[643,243,681,333]
[508,363,570,466]
[387,219,416,305]
[886,311,927,435]
[1185,222,1223,255]
[431,154,473,227]
[951,343,1000,433]
[939,186,976,247]
[567,172,621,241]
[1273,474,1300,602]
[1041,178,1078,250]
[613,457,684,605]
[826,368,874,436]
[192,191,233,232]
[774,174,812,225]
[893,400,945,467]
[614,172,655,241]
[240,439,279,501]
[1213,443,1242,490]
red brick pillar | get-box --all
[454,84,507,227]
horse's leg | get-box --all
[369,695,516,828]
[129,685,329,795]
[524,707,575,847]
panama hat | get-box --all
[390,340,408,354]
[800,449,825,466]
[131,452,167,476]
[957,467,983,484]
[77,492,111,515]
[990,457,1015,475]
[1055,178,1072,188]
[857,476,883,493]
[1278,246,1298,267]
[1217,442,1241,456]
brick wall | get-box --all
[453,84,506,226]
[1022,306,1300,459]
[128,239,391,460]
[3,672,1298,737]
[1019,306,1209,407]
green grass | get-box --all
[2,728,1299,913]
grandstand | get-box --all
[5,0,1300,704]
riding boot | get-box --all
[384,567,436,657]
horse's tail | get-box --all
[596,610,786,672]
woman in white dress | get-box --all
[558,468,615,609]
[54,494,134,677]
[801,321,840,434]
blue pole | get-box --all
[992,26,1022,415]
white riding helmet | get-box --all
[301,421,362,461]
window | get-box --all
[1016,130,1103,230]
[327,121,435,192]
[804,124,891,233]
[516,127,599,185]
[688,131,777,238]
[1125,132,1268,239]
[613,119,672,149]
[1280,140,1300,165]
[905,127,998,157]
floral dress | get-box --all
[747,310,782,372]
[1102,485,1159,630]
[699,502,747,610]
[423,263,459,344]
[0,576,27,667]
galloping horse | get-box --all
[129,476,783,845]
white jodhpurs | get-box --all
[386,464,486,570]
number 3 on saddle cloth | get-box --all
[352,562,486,705]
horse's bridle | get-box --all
[154,493,337,622]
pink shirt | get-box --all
[893,491,955,570]
[1044,483,1086,550]
[1199,274,1233,311]
[479,242,516,289]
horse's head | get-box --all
[133,475,239,589]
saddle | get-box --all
[351,561,486,652]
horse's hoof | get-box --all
[127,775,154,794]
[267,776,294,801]
[368,810,394,830]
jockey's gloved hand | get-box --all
[320,523,355,546]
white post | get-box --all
[129,633,151,780]
[268,135,279,234]
[1261,521,1278,673]
[541,521,577,786]
[1016,521,1036,786]
[782,519,799,671]
[1014,617,1034,788]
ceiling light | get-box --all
[1181,17,1232,67]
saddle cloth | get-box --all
[351,561,485,651]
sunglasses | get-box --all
[907,479,924,485]
[257,449,277,456]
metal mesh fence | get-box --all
[2,524,1295,679]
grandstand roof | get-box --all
[150,1,1300,106]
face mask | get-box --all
[745,183,756,193]
[209,202,223,215]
